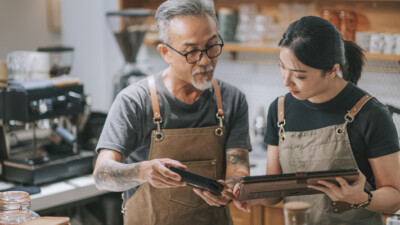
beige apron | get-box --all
[122,75,232,225]
[277,94,384,225]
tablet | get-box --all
[168,166,224,196]
[238,168,359,200]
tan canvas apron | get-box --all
[122,75,232,225]
[277,94,384,225]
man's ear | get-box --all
[327,63,340,80]
[157,44,172,64]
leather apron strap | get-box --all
[277,96,286,142]
[148,75,224,120]
[148,75,225,138]
[336,94,373,135]
[148,75,161,121]
[346,94,372,120]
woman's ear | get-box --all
[327,63,340,79]
[158,44,172,64]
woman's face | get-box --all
[279,47,334,103]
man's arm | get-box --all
[93,149,187,192]
[225,148,250,189]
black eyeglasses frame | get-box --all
[164,34,225,64]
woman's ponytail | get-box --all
[342,40,365,85]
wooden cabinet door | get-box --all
[229,203,263,225]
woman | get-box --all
[234,16,400,224]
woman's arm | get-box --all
[366,152,400,213]
[263,144,283,205]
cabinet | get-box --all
[229,203,264,225]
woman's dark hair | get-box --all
[279,16,365,85]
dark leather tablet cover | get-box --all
[238,168,359,200]
[169,166,224,196]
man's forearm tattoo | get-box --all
[226,148,249,167]
[226,176,241,186]
[225,148,250,187]
[95,160,142,192]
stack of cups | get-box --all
[396,35,400,55]
[369,33,399,55]
[383,33,396,55]
[355,32,373,52]
[369,33,385,54]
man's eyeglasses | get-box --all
[164,34,224,64]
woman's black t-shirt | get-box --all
[264,82,399,188]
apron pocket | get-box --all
[168,159,217,208]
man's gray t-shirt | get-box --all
[96,72,251,200]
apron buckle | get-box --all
[153,117,164,141]
[215,113,224,137]
[278,120,286,142]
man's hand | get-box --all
[141,158,187,188]
[193,180,234,207]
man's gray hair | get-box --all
[155,0,218,43]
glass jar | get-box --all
[284,201,310,225]
[0,212,31,225]
[0,191,40,224]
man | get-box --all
[93,0,251,224]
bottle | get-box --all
[0,191,40,224]
[339,10,357,42]
[321,9,339,29]
[284,201,310,225]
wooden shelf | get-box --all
[364,52,400,61]
[223,43,281,54]
[143,41,400,62]
[222,42,400,62]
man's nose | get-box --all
[197,52,211,65]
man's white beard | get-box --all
[191,65,214,91]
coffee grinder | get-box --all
[106,9,153,99]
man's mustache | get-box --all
[192,65,214,76]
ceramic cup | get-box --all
[369,33,384,54]
[383,33,395,55]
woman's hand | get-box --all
[232,183,251,212]
[308,171,369,204]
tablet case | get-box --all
[238,168,359,200]
[169,166,224,196]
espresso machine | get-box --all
[106,9,153,99]
[0,79,94,185]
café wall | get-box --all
[0,0,61,60]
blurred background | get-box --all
[0,0,400,224]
